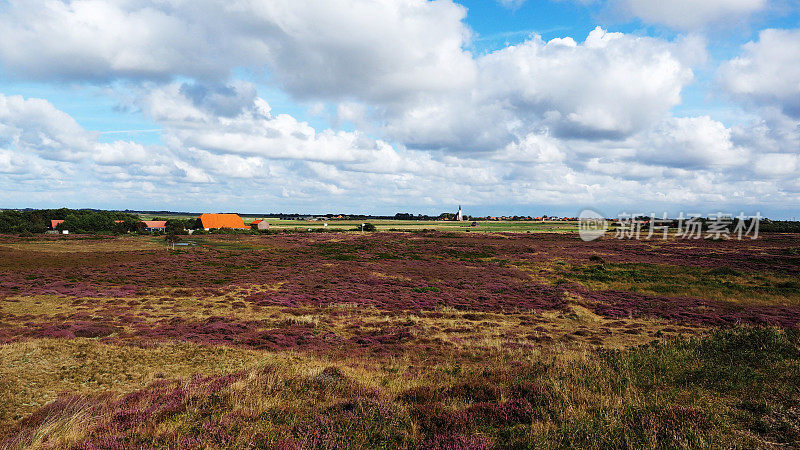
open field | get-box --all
[134,214,581,233]
[258,220,578,234]
[1,231,799,448]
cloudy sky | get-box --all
[0,0,798,217]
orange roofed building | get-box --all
[141,221,167,231]
[199,213,249,230]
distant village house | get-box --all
[48,219,68,234]
[141,221,167,232]
[251,219,270,230]
[199,213,249,230]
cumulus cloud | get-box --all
[635,116,747,169]
[0,0,237,81]
[0,1,797,214]
[0,2,700,151]
[753,153,800,177]
[477,28,697,139]
[717,28,800,181]
[621,0,767,29]
[380,28,700,151]
[0,93,200,186]
[0,1,703,154]
[0,149,34,174]
[244,0,476,102]
[0,0,475,103]
[719,28,800,118]
[1,90,798,214]
[730,109,800,159]
[141,82,399,165]
[0,94,96,161]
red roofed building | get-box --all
[250,219,269,230]
[50,220,64,229]
[141,221,167,231]
[199,213,248,230]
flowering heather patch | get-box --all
[5,233,572,318]
[135,317,330,352]
[578,287,800,328]
[2,233,800,447]
[2,232,799,338]
[5,328,799,448]
[31,320,120,339]
[4,363,410,448]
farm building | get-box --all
[199,213,249,230]
[50,219,64,229]
[251,219,270,230]
[141,221,167,232]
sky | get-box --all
[0,0,798,218]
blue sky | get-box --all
[0,0,798,217]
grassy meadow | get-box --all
[135,213,580,234]
[0,229,799,448]
[256,219,578,234]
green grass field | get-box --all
[136,213,580,233]
[246,219,578,233]
[136,211,579,233]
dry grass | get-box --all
[0,339,264,427]
[0,236,164,253]
[5,328,797,448]
[1,288,692,352]
[517,260,800,307]
[1,232,799,447]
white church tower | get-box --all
[456,205,463,221]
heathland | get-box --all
[1,230,799,448]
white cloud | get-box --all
[5,80,797,215]
[753,153,800,177]
[621,0,767,29]
[491,133,565,164]
[0,149,33,174]
[0,1,797,215]
[635,116,747,169]
[730,109,800,158]
[0,0,234,81]
[719,28,800,118]
[0,0,475,104]
[0,2,704,155]
[496,0,527,9]
[479,28,696,139]
[245,0,476,102]
[141,82,397,165]
[93,141,152,166]
[0,93,203,186]
[0,2,700,151]
[0,94,96,161]
[381,27,699,151]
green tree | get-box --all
[165,220,188,235]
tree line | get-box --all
[0,209,140,234]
